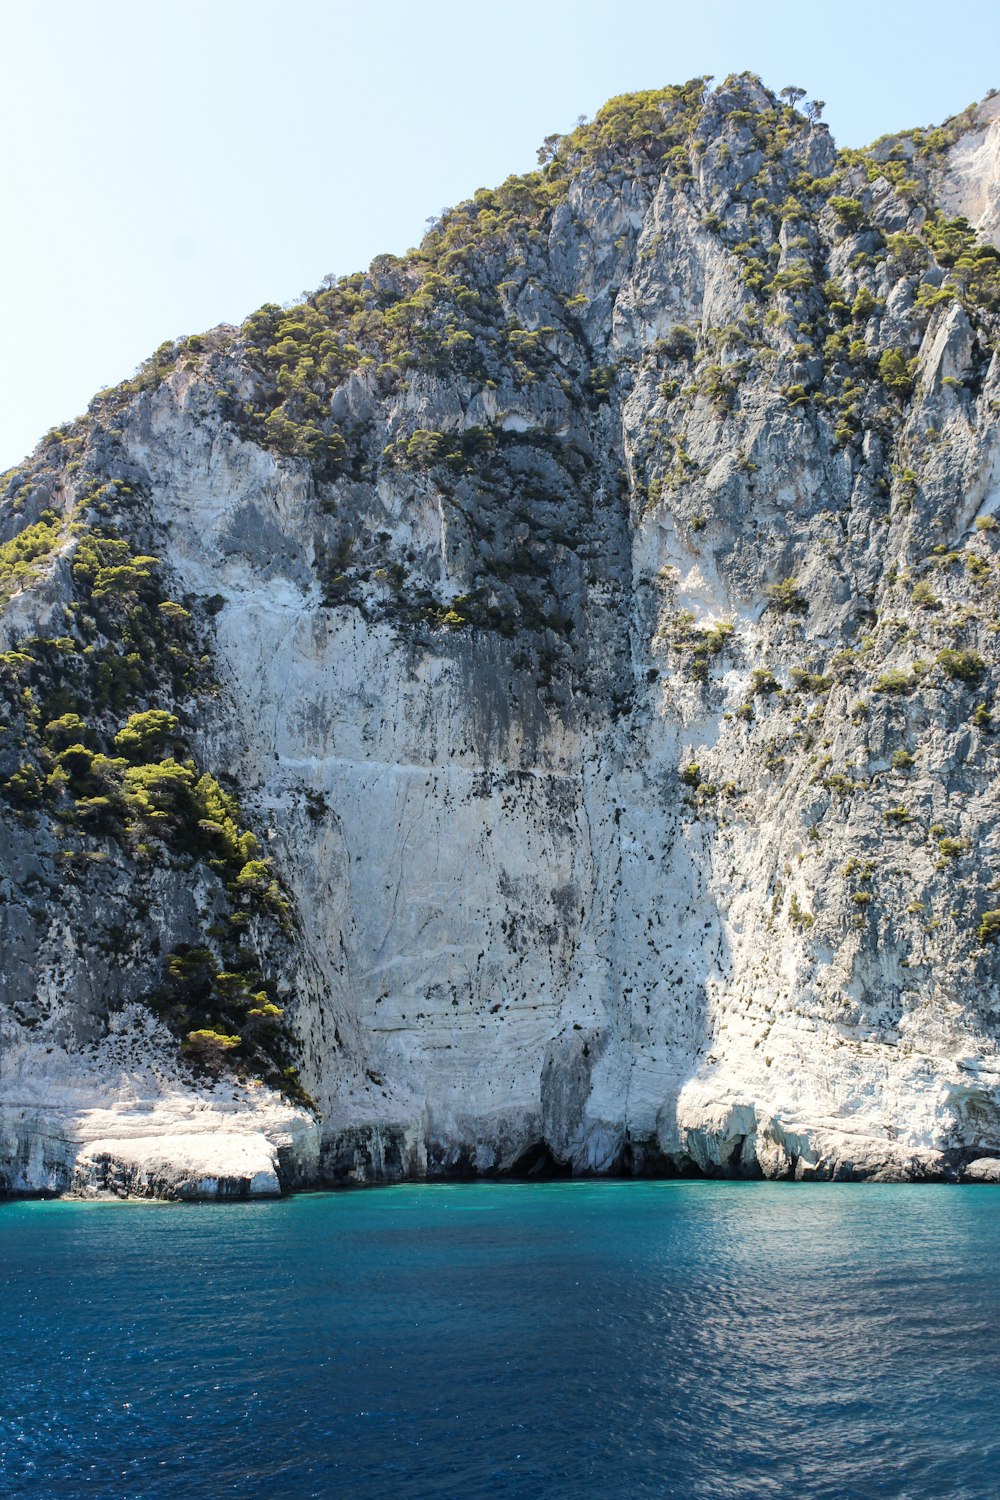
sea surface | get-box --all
[1,1181,998,1499]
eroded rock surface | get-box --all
[4,78,1000,1191]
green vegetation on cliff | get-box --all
[4,72,1000,1107]
[0,466,308,1101]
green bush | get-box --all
[183,1028,241,1060]
[122,759,197,822]
[884,804,912,824]
[2,762,44,808]
[790,668,831,692]
[585,365,617,398]
[663,324,697,360]
[770,263,814,296]
[978,910,1000,944]
[851,287,876,320]
[879,347,918,397]
[829,196,864,226]
[937,648,985,683]
[114,709,179,761]
[0,511,63,591]
[43,712,90,749]
[875,668,917,694]
[764,577,807,614]
[750,668,779,694]
[911,580,939,609]
[788,892,814,928]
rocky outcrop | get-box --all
[72,1136,284,1200]
[0,1006,318,1198]
[962,1155,1000,1182]
[4,77,1000,1192]
[939,93,1000,247]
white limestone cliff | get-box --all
[4,78,1000,1194]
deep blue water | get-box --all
[1,1183,999,1500]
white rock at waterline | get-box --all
[962,1158,1000,1184]
[73,1132,282,1199]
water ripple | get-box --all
[1,1182,999,1498]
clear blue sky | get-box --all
[3,0,998,470]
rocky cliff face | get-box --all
[4,76,1000,1195]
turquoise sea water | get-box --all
[2,1182,999,1499]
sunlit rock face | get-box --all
[939,92,1000,249]
[4,77,1000,1193]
